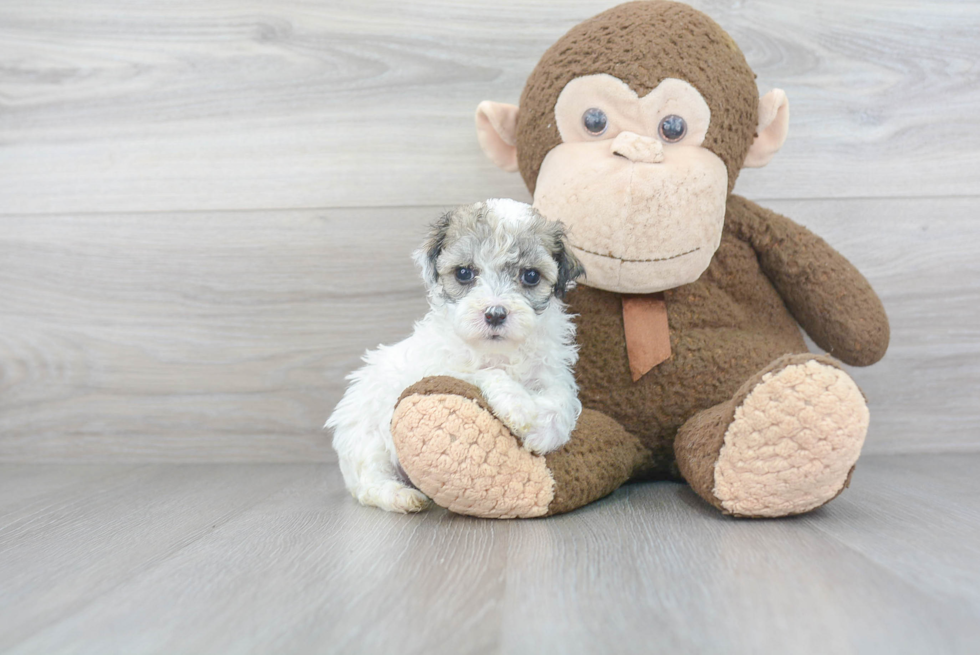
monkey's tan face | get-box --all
[532,74,729,294]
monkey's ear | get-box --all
[744,89,790,168]
[475,101,520,172]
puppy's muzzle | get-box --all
[484,306,508,327]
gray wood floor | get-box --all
[2,454,979,654]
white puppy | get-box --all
[327,199,586,513]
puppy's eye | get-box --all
[520,269,541,286]
[659,115,687,142]
[582,108,608,136]
[455,266,475,283]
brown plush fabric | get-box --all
[516,0,759,195]
[726,195,891,366]
[544,409,650,516]
[568,195,889,468]
[569,213,804,473]
[397,375,491,414]
[673,352,849,514]
[672,402,732,512]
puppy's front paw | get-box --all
[354,479,432,514]
[486,393,538,438]
[521,417,571,455]
[475,371,538,437]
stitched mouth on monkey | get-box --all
[567,242,701,264]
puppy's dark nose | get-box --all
[484,306,508,327]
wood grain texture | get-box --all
[803,454,980,613]
[1,0,978,214]
[497,455,980,654]
[1,455,978,654]
[0,207,433,462]
[1,197,977,461]
[0,464,308,650]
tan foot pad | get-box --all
[391,393,555,519]
[714,360,869,517]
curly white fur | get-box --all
[326,199,583,513]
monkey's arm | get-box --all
[727,194,889,367]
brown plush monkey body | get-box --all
[561,195,887,512]
[388,1,889,519]
[571,220,809,481]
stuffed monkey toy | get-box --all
[389,1,889,518]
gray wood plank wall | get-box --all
[2,0,978,461]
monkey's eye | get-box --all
[582,108,608,136]
[520,269,541,286]
[455,266,476,283]
[659,115,687,142]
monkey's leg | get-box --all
[390,377,649,519]
[674,353,868,517]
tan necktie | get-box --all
[622,293,672,381]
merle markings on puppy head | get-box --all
[414,199,584,308]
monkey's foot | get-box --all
[391,377,555,519]
[677,354,869,518]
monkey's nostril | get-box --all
[611,132,664,164]
[484,306,508,327]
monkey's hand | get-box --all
[728,195,890,367]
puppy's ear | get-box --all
[554,240,585,300]
[542,220,585,300]
[413,210,454,286]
